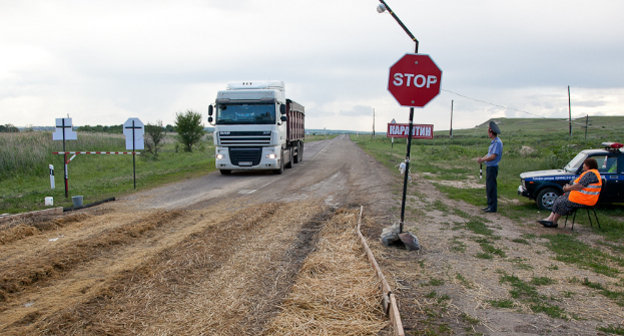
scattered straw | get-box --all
[264,208,388,335]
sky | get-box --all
[1,0,623,132]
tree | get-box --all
[174,110,204,152]
[0,124,19,133]
[145,121,166,157]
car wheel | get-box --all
[536,187,561,210]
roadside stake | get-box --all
[357,206,405,336]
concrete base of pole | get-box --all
[381,223,420,251]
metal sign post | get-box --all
[123,118,144,189]
[379,0,442,251]
[52,118,77,198]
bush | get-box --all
[174,110,205,152]
[145,121,166,158]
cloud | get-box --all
[1,0,623,131]
[339,105,373,117]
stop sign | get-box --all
[388,54,442,107]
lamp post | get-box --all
[376,1,419,53]
[377,0,418,234]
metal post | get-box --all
[377,0,419,51]
[132,120,136,189]
[62,118,69,198]
[379,0,419,234]
[399,106,415,233]
[450,100,454,138]
[568,85,572,137]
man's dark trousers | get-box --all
[486,166,498,211]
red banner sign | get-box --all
[387,123,434,139]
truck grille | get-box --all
[218,131,271,146]
[229,147,262,166]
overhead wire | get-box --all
[441,88,611,130]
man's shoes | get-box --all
[481,207,490,211]
[482,208,496,213]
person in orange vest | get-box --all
[539,158,602,228]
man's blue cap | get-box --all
[489,121,501,134]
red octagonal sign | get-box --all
[388,53,442,107]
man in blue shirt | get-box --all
[477,121,503,213]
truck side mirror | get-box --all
[280,115,287,122]
[280,104,286,115]
[208,105,214,116]
[208,117,214,123]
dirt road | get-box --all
[2,135,622,335]
[0,135,393,335]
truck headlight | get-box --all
[216,153,224,160]
[266,153,276,159]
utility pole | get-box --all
[372,108,376,137]
[568,85,572,137]
[449,100,454,138]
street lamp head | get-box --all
[376,3,387,13]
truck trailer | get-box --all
[208,81,305,175]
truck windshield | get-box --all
[564,152,587,172]
[216,103,276,125]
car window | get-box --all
[565,152,587,172]
[593,155,617,173]
[606,157,617,173]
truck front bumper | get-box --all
[215,146,282,170]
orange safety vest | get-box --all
[569,169,602,206]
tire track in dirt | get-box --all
[1,199,332,335]
[0,210,185,306]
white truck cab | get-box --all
[208,81,305,175]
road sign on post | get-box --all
[387,123,434,139]
[123,118,144,189]
[123,118,145,151]
[52,118,77,198]
[388,53,442,107]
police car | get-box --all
[518,142,623,210]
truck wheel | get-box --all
[220,169,231,175]
[536,187,560,210]
[274,155,284,174]
[294,142,302,163]
[285,148,294,169]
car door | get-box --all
[592,154,619,202]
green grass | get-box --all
[488,299,515,308]
[0,131,215,213]
[580,278,624,306]
[499,272,567,319]
[543,234,623,277]
[352,116,624,230]
[351,116,624,281]
[598,325,624,335]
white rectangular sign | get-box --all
[52,118,77,141]
[386,123,434,139]
[123,118,145,150]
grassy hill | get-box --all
[452,116,624,137]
